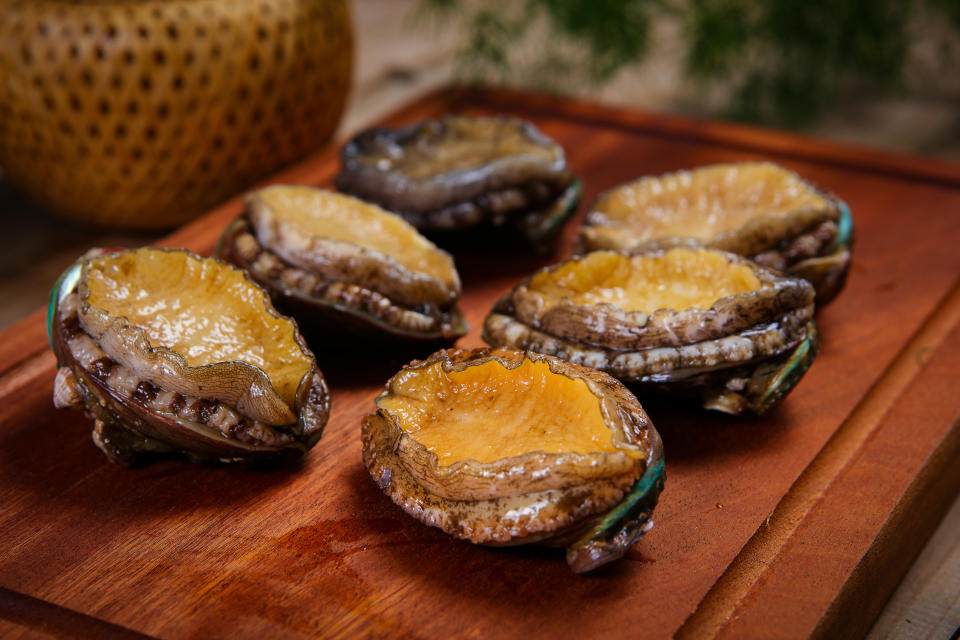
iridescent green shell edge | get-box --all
[566,457,665,573]
[47,261,82,354]
[752,320,820,415]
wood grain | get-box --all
[0,588,154,640]
[1,88,959,639]
[678,280,960,639]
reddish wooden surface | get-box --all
[1,88,959,639]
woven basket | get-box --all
[0,0,353,229]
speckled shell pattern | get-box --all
[361,348,664,571]
[482,250,816,398]
[0,0,353,228]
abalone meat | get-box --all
[362,347,665,573]
[49,247,330,465]
[218,185,467,344]
[335,116,580,249]
[577,162,853,304]
[484,248,818,415]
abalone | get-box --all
[362,347,664,573]
[484,248,818,414]
[219,185,467,344]
[577,162,853,304]
[49,247,330,465]
[335,116,580,249]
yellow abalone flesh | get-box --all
[362,347,665,573]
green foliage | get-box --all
[418,0,958,128]
[530,0,655,80]
[684,0,751,77]
[685,0,910,126]
[419,0,658,88]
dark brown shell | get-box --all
[334,116,579,246]
[362,347,665,573]
[483,248,819,415]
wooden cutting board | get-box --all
[1,88,959,640]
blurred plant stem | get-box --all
[416,0,959,128]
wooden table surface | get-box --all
[1,88,959,639]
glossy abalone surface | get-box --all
[362,347,664,573]
[577,162,852,305]
[50,247,329,465]
[484,248,819,414]
[219,186,467,344]
[335,116,578,245]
